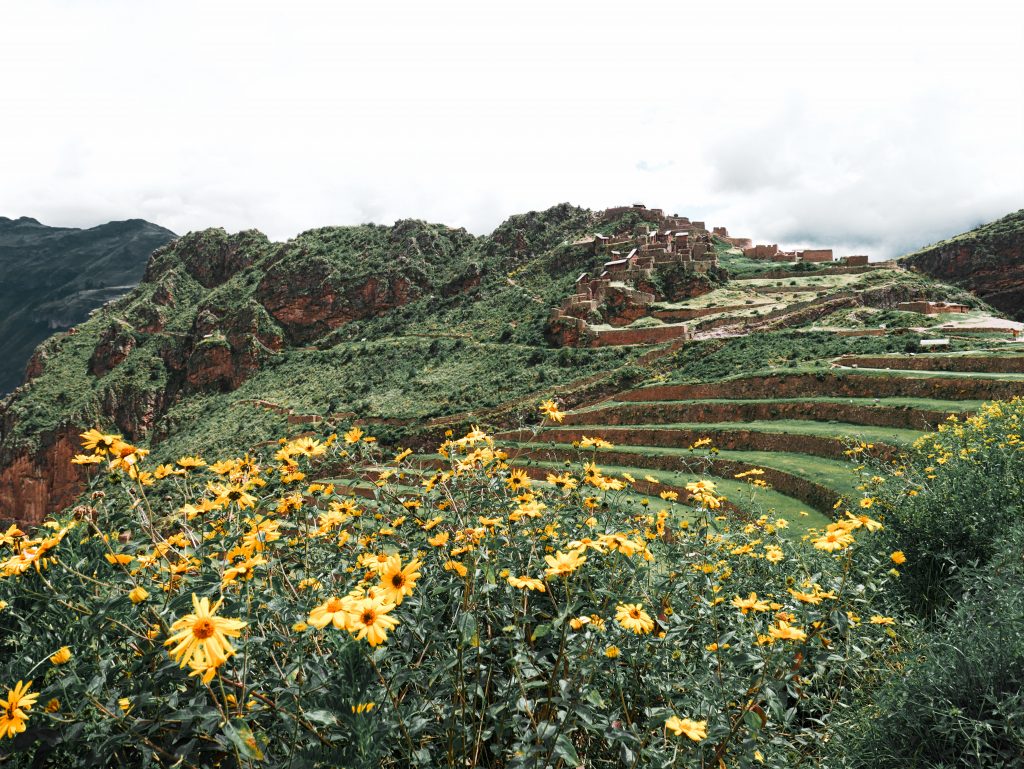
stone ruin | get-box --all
[895,300,970,315]
[550,206,732,347]
[741,244,871,265]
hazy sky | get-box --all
[2,0,1022,257]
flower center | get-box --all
[325,598,344,613]
[391,574,405,588]
[192,618,216,640]
[629,608,641,619]
[360,609,376,626]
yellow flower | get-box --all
[505,468,532,492]
[176,456,207,471]
[49,646,72,665]
[890,550,907,565]
[538,400,565,423]
[812,529,855,552]
[71,453,104,465]
[665,715,707,741]
[870,615,896,625]
[44,698,60,713]
[347,597,399,647]
[428,532,450,547]
[0,680,39,739]
[507,575,546,592]
[604,645,620,659]
[351,702,376,714]
[79,428,120,454]
[104,553,133,565]
[343,426,364,444]
[292,622,309,633]
[308,596,353,630]
[443,560,468,577]
[614,603,655,634]
[164,594,247,671]
[378,555,422,606]
[544,549,587,578]
[769,620,807,642]
[732,592,770,614]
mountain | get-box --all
[0,216,177,394]
[1,203,1016,526]
[901,210,1024,319]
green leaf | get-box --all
[553,733,581,765]
[303,709,337,727]
[223,719,265,761]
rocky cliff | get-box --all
[902,210,1024,319]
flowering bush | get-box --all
[0,412,903,767]
[853,398,1024,618]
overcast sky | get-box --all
[2,0,1022,258]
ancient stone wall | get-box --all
[833,355,1024,374]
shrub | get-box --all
[856,399,1024,618]
[837,526,1024,768]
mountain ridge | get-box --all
[0,216,177,393]
[2,203,1022,525]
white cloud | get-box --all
[0,0,1021,258]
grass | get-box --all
[505,455,831,530]
[571,396,982,415]
[549,419,926,445]
[507,440,862,503]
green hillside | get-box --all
[0,216,176,393]
[3,205,1024,768]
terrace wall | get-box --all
[833,355,1024,374]
[590,324,690,347]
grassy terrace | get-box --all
[543,419,926,445]
[506,440,862,503]
[569,395,981,415]
[504,455,831,531]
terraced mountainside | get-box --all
[902,209,1024,320]
[2,203,1023,526]
[0,215,176,394]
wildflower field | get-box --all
[0,401,923,769]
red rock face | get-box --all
[904,231,1024,319]
[89,324,137,377]
[0,428,86,527]
[256,260,417,343]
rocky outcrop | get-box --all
[257,261,415,343]
[0,427,86,527]
[902,211,1024,319]
[146,228,269,288]
[88,323,137,377]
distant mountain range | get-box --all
[0,216,176,393]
